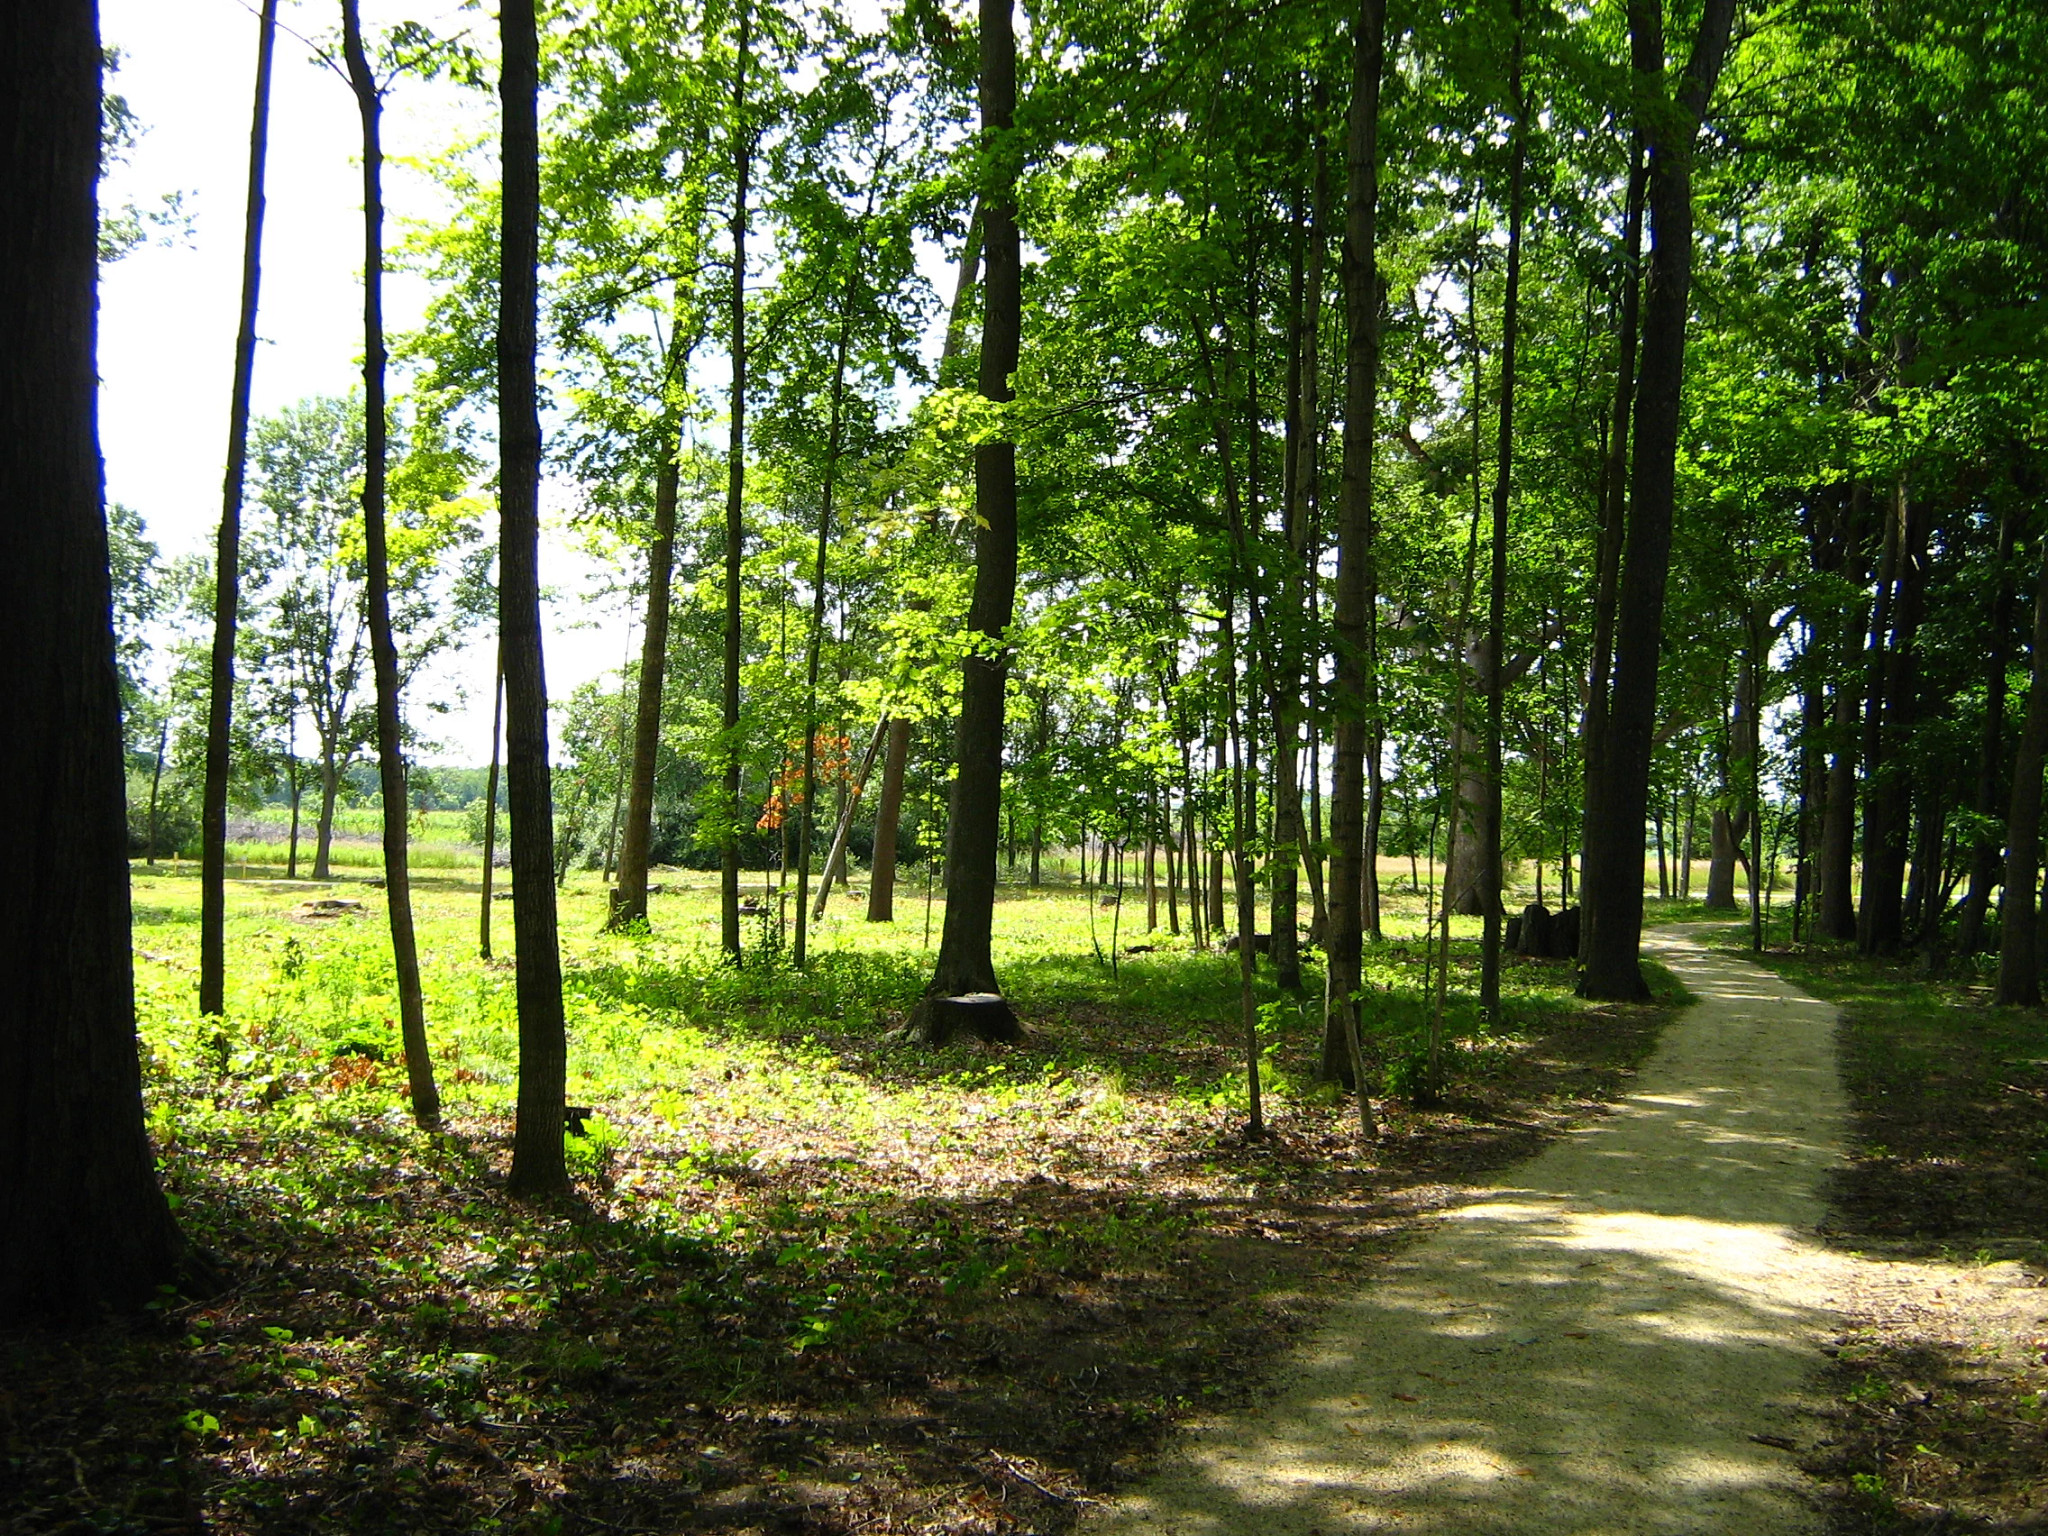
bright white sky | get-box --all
[99,0,632,767]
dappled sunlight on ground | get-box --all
[1089,927,1850,1535]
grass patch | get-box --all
[0,867,1683,1535]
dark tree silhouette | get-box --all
[1577,0,1736,1000]
[0,0,188,1318]
[500,0,570,1197]
[341,0,440,1127]
[910,0,1022,1045]
[199,0,277,1020]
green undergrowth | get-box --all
[3,864,1688,1534]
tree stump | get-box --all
[1552,905,1582,960]
[1516,902,1555,957]
[908,992,1023,1046]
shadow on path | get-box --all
[1089,926,1851,1535]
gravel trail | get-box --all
[1088,925,2033,1534]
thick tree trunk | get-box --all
[1997,528,2048,1005]
[1579,138,1647,956]
[342,3,440,1129]
[1704,804,1749,909]
[867,716,910,920]
[608,430,681,933]
[1579,0,1736,999]
[200,0,277,1019]
[1443,707,1492,915]
[0,1,188,1318]
[911,0,1022,1045]
[719,1,753,967]
[1322,0,1386,1126]
[499,0,570,1197]
[1479,2,1526,1014]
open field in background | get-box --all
[6,859,1690,1534]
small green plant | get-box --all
[565,1111,626,1177]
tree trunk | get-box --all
[1207,734,1228,929]
[1860,481,1926,955]
[1479,0,1526,1015]
[499,0,569,1198]
[1955,496,2019,958]
[719,0,754,968]
[911,0,1022,1045]
[342,4,439,1129]
[1578,0,1736,1000]
[146,718,167,864]
[1817,679,1860,938]
[1997,526,2048,1005]
[200,0,277,1019]
[867,716,910,920]
[0,0,188,1318]
[314,751,339,879]
[1323,0,1387,1125]
[480,655,502,958]
[608,433,679,934]
[1579,137,1647,957]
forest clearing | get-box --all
[7,0,2048,1530]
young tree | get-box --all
[0,0,188,1318]
[342,0,442,1127]
[501,0,571,1198]
[199,0,278,1019]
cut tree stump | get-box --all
[907,992,1023,1046]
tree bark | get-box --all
[314,751,339,880]
[0,0,187,1318]
[911,0,1022,1044]
[607,435,679,933]
[1859,481,1926,955]
[867,717,910,920]
[342,2,439,1129]
[1955,495,2019,957]
[1479,0,1526,1015]
[1998,525,2048,1005]
[1578,0,1736,999]
[499,0,570,1197]
[200,0,277,1019]
[480,654,502,958]
[719,0,754,967]
[1323,0,1386,1124]
[1578,137,1646,957]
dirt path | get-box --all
[1088,925,2039,1534]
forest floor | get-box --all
[1726,927,2048,1534]
[1084,925,2048,1536]
[0,863,1686,1536]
